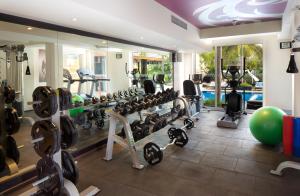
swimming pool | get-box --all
[202,90,263,102]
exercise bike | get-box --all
[217,58,247,129]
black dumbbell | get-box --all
[114,102,127,115]
[118,90,124,99]
[144,128,188,165]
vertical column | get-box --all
[173,52,184,94]
[215,46,222,107]
[293,12,300,116]
[45,43,63,88]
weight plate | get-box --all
[58,88,72,111]
[93,109,102,118]
[32,86,58,118]
[6,136,20,164]
[174,129,189,147]
[167,127,177,140]
[4,85,16,104]
[5,107,20,135]
[31,120,60,157]
[0,146,6,172]
[184,118,194,129]
[95,119,104,129]
[143,142,163,165]
[36,157,64,195]
[61,150,79,185]
[60,115,78,149]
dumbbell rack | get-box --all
[104,97,192,169]
[21,89,100,196]
[0,84,19,178]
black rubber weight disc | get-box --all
[143,142,163,165]
[32,86,58,118]
[6,136,20,163]
[0,146,6,172]
[31,120,60,157]
[61,150,79,184]
[36,157,64,195]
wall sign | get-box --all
[280,41,292,49]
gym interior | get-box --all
[0,0,300,195]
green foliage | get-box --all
[146,54,173,84]
[199,44,263,85]
[199,49,215,74]
[240,82,252,87]
[203,99,223,107]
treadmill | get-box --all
[76,68,110,98]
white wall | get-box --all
[173,53,195,95]
[107,51,130,93]
[262,35,292,111]
[23,45,46,111]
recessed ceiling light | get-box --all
[102,40,107,44]
[140,36,144,40]
[72,18,77,22]
[27,27,33,30]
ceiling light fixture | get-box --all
[140,36,144,40]
[27,27,33,30]
[72,18,77,22]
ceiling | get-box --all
[155,0,288,29]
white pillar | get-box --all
[292,11,300,116]
[45,43,63,88]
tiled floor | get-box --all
[10,111,300,195]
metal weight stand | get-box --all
[104,97,195,169]
[21,89,100,196]
[270,161,300,176]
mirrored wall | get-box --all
[0,20,173,185]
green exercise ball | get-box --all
[249,106,286,146]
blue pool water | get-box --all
[202,91,263,102]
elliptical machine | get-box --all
[217,58,246,129]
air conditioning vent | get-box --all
[171,15,187,30]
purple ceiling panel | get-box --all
[155,0,288,28]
